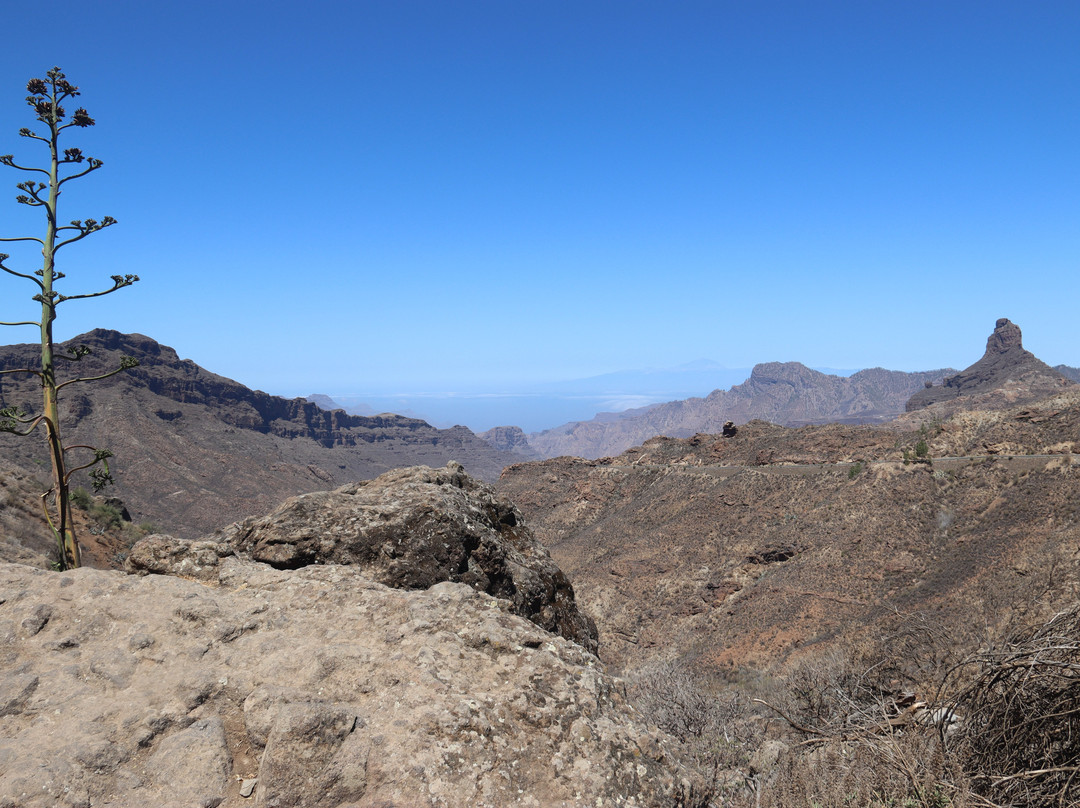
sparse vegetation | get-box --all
[87,500,123,533]
[625,601,1080,808]
[848,460,864,479]
[627,657,763,800]
[920,418,944,439]
[904,438,933,465]
[69,485,91,510]
[0,68,138,569]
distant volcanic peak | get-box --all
[985,318,1024,357]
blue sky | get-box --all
[1,1,1077,405]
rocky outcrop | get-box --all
[0,559,701,807]
[526,364,952,460]
[128,462,599,654]
[906,319,1073,411]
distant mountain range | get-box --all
[307,361,761,433]
[480,318,1078,461]
[2,323,1073,538]
[514,364,954,460]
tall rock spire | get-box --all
[906,318,1072,412]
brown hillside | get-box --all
[498,390,1080,674]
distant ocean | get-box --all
[324,392,678,434]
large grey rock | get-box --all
[145,462,598,654]
[0,560,702,807]
[146,717,231,808]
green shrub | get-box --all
[88,501,123,531]
[904,440,932,465]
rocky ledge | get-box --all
[0,562,700,807]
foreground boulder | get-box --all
[0,559,701,807]
[127,463,597,654]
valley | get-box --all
[498,401,1080,673]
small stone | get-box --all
[239,778,257,798]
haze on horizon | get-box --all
[1,2,1077,413]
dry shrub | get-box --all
[749,646,968,808]
[627,605,1080,807]
[780,646,891,729]
[626,657,764,801]
[766,729,965,808]
[945,605,1080,808]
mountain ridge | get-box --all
[0,329,518,538]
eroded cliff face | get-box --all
[477,425,540,460]
[0,330,518,537]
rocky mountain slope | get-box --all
[498,389,1080,674]
[0,467,58,567]
[0,330,518,538]
[0,466,138,570]
[906,318,1073,412]
[520,364,952,461]
[0,464,701,808]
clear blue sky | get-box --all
[1,1,1077,398]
